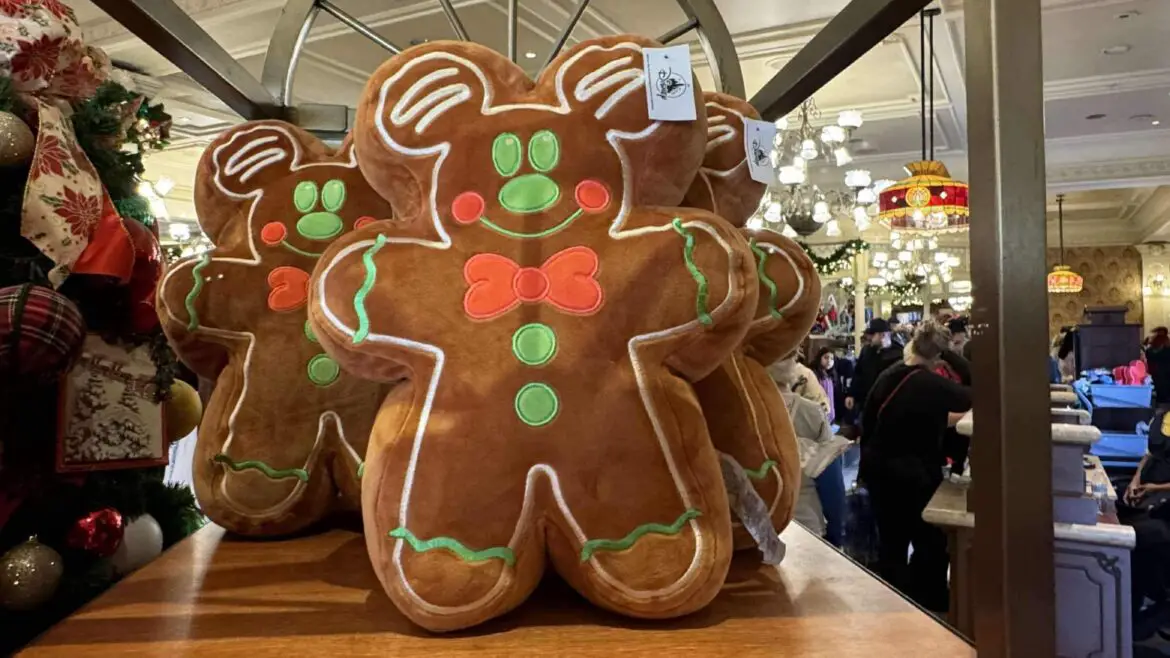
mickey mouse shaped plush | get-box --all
[308,36,759,631]
[157,123,393,536]
[686,93,822,549]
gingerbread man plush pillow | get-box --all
[308,36,760,631]
[157,122,393,536]
[686,93,821,549]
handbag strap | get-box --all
[872,368,922,433]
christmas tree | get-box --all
[0,1,203,652]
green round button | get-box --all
[514,382,559,427]
[512,323,557,366]
[307,353,340,387]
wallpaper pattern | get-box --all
[1047,246,1143,338]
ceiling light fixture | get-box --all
[524,51,536,59]
[1102,44,1132,55]
[1047,194,1083,294]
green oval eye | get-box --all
[528,130,559,173]
[492,132,522,177]
[293,181,318,213]
[321,179,346,212]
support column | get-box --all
[966,0,1056,654]
[854,256,868,353]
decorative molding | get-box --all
[1045,68,1170,102]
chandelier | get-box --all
[1047,194,1083,294]
[878,8,970,237]
[753,99,873,237]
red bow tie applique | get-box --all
[463,246,604,320]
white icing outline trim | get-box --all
[750,240,805,329]
[318,219,735,612]
[318,43,736,616]
[699,101,750,180]
[728,355,783,518]
[157,125,364,519]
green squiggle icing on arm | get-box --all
[389,527,516,566]
[750,240,784,320]
[185,253,212,331]
[580,508,702,562]
[352,234,387,344]
[213,454,309,482]
[743,458,778,480]
[671,219,712,326]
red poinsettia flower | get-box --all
[0,0,26,17]
[36,0,76,21]
[55,187,102,237]
[32,134,68,177]
[11,34,64,83]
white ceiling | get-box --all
[69,0,1170,245]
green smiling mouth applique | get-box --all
[451,130,610,239]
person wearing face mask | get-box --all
[845,318,903,423]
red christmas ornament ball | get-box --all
[67,508,126,558]
[123,219,163,334]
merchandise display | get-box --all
[157,122,395,536]
[309,36,760,631]
[686,93,819,550]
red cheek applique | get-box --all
[354,216,377,230]
[452,191,486,224]
[260,222,287,245]
[575,180,610,213]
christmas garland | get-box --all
[797,239,870,275]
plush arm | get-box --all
[739,231,821,366]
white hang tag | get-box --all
[642,45,697,122]
[743,118,778,184]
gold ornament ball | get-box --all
[164,379,203,442]
[0,538,64,612]
[0,111,35,167]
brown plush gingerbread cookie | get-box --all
[157,121,393,536]
[686,93,821,548]
[308,36,759,631]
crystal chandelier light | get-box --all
[756,100,873,237]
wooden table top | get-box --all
[24,523,973,657]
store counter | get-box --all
[23,523,972,657]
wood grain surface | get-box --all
[23,523,974,657]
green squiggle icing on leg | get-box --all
[213,454,309,482]
[389,527,516,566]
[580,508,702,562]
[744,458,778,480]
[352,234,387,344]
[185,253,212,331]
[671,219,712,326]
[356,462,365,479]
[750,240,784,320]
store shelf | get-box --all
[22,523,971,657]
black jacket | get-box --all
[850,344,903,407]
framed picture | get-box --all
[56,335,168,472]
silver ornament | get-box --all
[0,537,64,611]
[0,111,35,167]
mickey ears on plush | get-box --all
[683,92,767,227]
[358,35,696,154]
[195,121,344,245]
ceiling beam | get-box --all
[89,0,280,121]
[750,0,932,120]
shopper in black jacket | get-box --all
[846,318,903,420]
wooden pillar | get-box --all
[966,0,1056,654]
